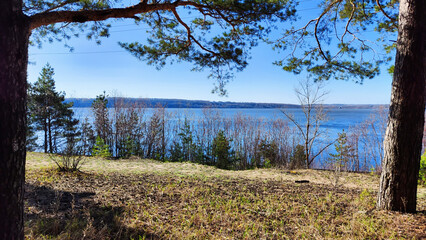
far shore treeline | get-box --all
[65,97,384,109]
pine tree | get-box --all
[92,136,111,158]
[25,108,38,152]
[179,119,195,162]
[329,130,351,173]
[169,140,184,162]
[91,91,111,145]
[212,131,234,170]
[28,63,77,153]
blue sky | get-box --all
[27,4,394,105]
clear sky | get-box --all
[27,4,394,105]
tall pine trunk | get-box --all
[0,0,29,238]
[0,0,29,239]
[48,116,52,153]
[378,0,426,213]
[44,120,48,153]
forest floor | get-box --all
[25,152,426,239]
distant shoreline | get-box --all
[66,97,386,109]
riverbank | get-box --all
[25,152,426,239]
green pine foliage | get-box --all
[170,119,202,163]
[289,144,306,169]
[212,131,234,170]
[329,130,351,171]
[117,137,137,159]
[169,140,184,162]
[28,63,79,153]
[274,0,398,82]
[258,139,278,168]
[179,120,197,162]
[92,136,111,158]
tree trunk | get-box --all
[0,0,29,239]
[378,0,426,213]
[48,116,52,153]
[44,120,47,153]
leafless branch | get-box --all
[375,0,397,26]
[170,7,192,48]
[281,111,307,140]
[310,140,335,164]
[333,1,343,41]
[314,0,342,61]
[171,7,217,56]
[341,0,355,42]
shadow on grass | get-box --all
[25,183,158,239]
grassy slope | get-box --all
[25,152,426,239]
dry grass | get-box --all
[25,152,426,239]
[26,152,380,190]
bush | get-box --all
[212,131,234,170]
[92,136,111,158]
[258,139,278,168]
[289,144,306,169]
[419,153,426,185]
[169,140,184,162]
[50,141,85,172]
[117,137,137,159]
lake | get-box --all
[73,107,386,139]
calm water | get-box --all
[73,107,384,139]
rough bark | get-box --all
[378,0,426,213]
[0,0,30,238]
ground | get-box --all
[25,152,426,239]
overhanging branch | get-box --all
[29,1,209,30]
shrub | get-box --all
[92,136,111,158]
[327,130,352,188]
[264,159,272,168]
[289,144,306,169]
[169,140,184,162]
[212,131,234,170]
[50,141,85,172]
[258,139,278,168]
[419,153,426,185]
[117,137,137,159]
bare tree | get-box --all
[282,79,333,169]
[347,107,387,172]
[112,98,146,158]
[144,105,168,160]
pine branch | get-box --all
[29,1,207,30]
